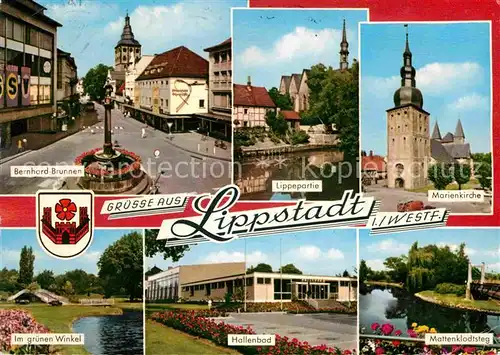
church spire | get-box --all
[431,121,442,141]
[339,19,349,70]
[454,119,465,143]
[393,24,423,108]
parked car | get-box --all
[49,300,63,306]
[397,200,436,212]
[15,299,30,304]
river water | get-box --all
[72,311,143,355]
[360,286,500,335]
[235,150,359,200]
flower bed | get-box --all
[74,148,142,179]
[152,310,355,355]
[361,322,498,354]
[0,309,53,354]
[216,301,356,314]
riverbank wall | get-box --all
[415,292,500,315]
[240,143,339,158]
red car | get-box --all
[397,200,435,212]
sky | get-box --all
[0,229,141,275]
[42,0,245,76]
[361,22,492,155]
[359,228,500,273]
[233,9,368,89]
[146,228,357,276]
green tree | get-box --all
[18,246,35,288]
[62,280,75,296]
[279,264,302,274]
[27,281,40,292]
[268,87,293,110]
[265,110,289,137]
[247,263,273,273]
[62,269,92,295]
[0,268,19,293]
[383,256,408,284]
[35,270,55,290]
[476,161,492,190]
[428,164,453,190]
[359,260,371,282]
[453,164,471,190]
[145,229,189,262]
[98,232,143,301]
[342,270,350,277]
[83,64,113,101]
[306,61,359,158]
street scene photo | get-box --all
[0,229,144,355]
[144,228,358,355]
[360,22,493,213]
[0,0,245,194]
[232,9,367,201]
[359,228,500,354]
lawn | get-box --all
[146,320,239,355]
[0,302,129,355]
[408,179,480,193]
[417,291,500,313]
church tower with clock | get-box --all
[114,12,142,72]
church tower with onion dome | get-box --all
[114,12,142,72]
[387,24,431,189]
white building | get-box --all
[135,46,208,117]
[125,53,154,103]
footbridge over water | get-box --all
[467,262,500,301]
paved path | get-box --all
[365,184,492,214]
[165,132,231,161]
[0,104,231,194]
[218,313,357,351]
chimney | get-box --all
[369,150,373,157]
[247,76,251,87]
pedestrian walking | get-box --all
[17,139,23,153]
[141,127,146,138]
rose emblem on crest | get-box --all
[55,199,77,221]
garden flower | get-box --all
[375,347,385,354]
[463,347,476,354]
[391,340,400,347]
[343,350,352,355]
[394,330,402,336]
[380,323,394,336]
[430,328,437,333]
[411,322,417,328]
[371,322,380,331]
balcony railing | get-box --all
[213,61,231,71]
[211,81,231,90]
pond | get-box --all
[360,286,500,335]
[234,150,359,200]
[72,311,143,355]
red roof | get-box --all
[280,110,300,120]
[362,155,386,172]
[204,38,231,52]
[233,84,276,108]
[136,46,208,81]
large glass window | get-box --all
[39,32,53,51]
[25,53,40,77]
[10,20,24,42]
[7,49,23,67]
[26,27,39,47]
[40,85,51,104]
[0,14,5,37]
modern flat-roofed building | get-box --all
[0,0,61,153]
[145,262,245,301]
[181,271,357,303]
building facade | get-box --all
[387,29,430,189]
[124,53,153,102]
[181,272,357,303]
[201,38,232,139]
[233,77,276,128]
[279,20,350,113]
[0,0,61,153]
[56,48,76,102]
[145,262,245,301]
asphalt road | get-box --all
[219,312,357,351]
[0,104,231,194]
